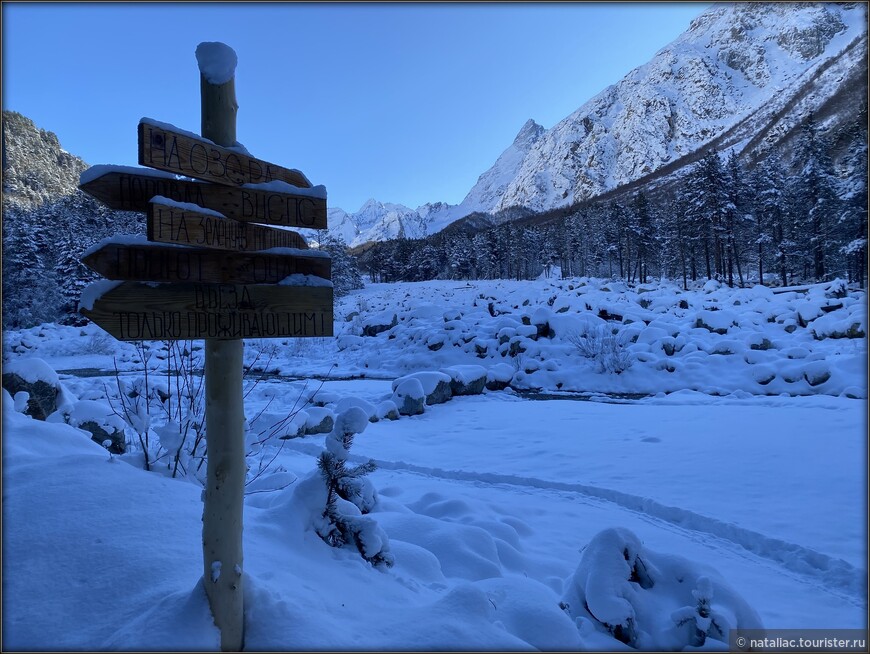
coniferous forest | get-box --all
[358,114,867,291]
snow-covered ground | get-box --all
[2,277,867,650]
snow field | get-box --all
[2,276,866,649]
[4,385,865,650]
[6,277,864,400]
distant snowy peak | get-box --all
[328,199,441,248]
[493,1,866,212]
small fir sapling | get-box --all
[316,407,394,568]
[671,576,729,647]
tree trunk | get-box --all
[758,241,764,286]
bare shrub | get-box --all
[83,330,115,355]
[567,325,634,374]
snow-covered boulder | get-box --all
[361,311,398,337]
[336,335,365,350]
[48,400,127,454]
[486,363,515,391]
[802,361,832,387]
[441,365,487,396]
[392,371,452,406]
[302,407,335,435]
[391,378,425,416]
[560,527,763,650]
[309,390,341,407]
[375,400,400,421]
[2,358,68,421]
[810,309,866,340]
[694,309,738,335]
[332,396,378,422]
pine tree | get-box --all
[631,192,655,284]
[2,207,62,327]
[685,150,729,281]
[722,151,750,287]
[315,408,393,568]
[671,577,728,647]
[751,153,788,285]
[317,234,363,297]
[791,113,838,281]
[55,230,99,325]
[836,118,868,287]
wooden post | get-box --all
[198,42,245,653]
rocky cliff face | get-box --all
[2,111,89,211]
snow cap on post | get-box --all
[195,42,238,85]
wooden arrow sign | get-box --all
[148,199,309,252]
[79,169,327,229]
[139,119,310,188]
[83,241,331,285]
[81,282,333,340]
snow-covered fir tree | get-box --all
[315,408,393,568]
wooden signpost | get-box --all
[147,198,311,251]
[82,241,331,285]
[139,119,311,188]
[81,282,333,340]
[78,42,332,651]
[79,169,328,228]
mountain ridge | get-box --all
[330,1,866,245]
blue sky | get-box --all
[2,2,709,212]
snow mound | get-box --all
[560,527,764,650]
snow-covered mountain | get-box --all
[2,111,89,211]
[493,1,867,212]
[326,200,429,246]
[330,119,545,247]
[332,1,867,243]
[459,118,546,214]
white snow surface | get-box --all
[278,274,333,288]
[243,180,327,199]
[81,234,194,258]
[78,280,123,311]
[2,277,866,649]
[151,195,226,218]
[79,163,187,186]
[140,117,213,144]
[3,356,59,385]
[195,42,238,85]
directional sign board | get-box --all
[139,120,310,188]
[81,282,334,340]
[79,169,327,228]
[83,242,331,285]
[147,199,309,251]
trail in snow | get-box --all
[279,438,866,602]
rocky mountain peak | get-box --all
[513,119,545,146]
[2,110,89,211]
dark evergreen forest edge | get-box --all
[2,109,866,331]
[357,113,867,293]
